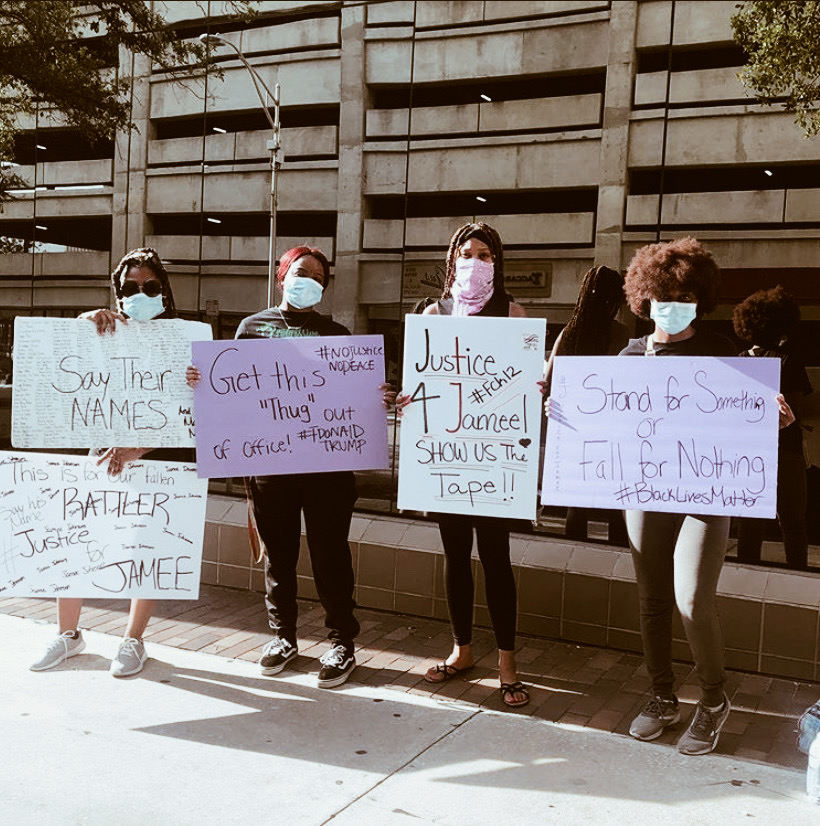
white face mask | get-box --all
[121,292,165,321]
[650,300,697,335]
[282,273,323,309]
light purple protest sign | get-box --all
[542,356,781,517]
[192,335,389,478]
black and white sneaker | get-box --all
[259,637,297,676]
[317,642,355,688]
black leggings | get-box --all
[437,513,517,651]
[250,471,359,645]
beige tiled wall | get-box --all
[203,495,820,681]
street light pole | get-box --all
[199,34,281,308]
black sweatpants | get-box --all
[249,471,359,645]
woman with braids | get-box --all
[542,265,629,543]
[30,248,189,678]
[399,222,530,707]
[733,286,813,569]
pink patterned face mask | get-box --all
[451,258,495,316]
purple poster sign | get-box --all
[191,335,389,478]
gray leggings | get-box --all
[625,510,729,707]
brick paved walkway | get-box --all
[2,585,817,771]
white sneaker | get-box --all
[30,630,86,671]
[110,637,147,678]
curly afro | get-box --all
[733,285,801,348]
[623,237,720,320]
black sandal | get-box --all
[500,681,530,708]
[424,662,474,683]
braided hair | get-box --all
[111,247,177,319]
[442,222,511,308]
[557,266,625,356]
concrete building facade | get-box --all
[2,1,819,356]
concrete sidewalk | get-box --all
[1,612,818,825]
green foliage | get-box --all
[732,0,820,137]
[0,1,256,198]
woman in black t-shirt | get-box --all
[190,246,365,689]
[618,238,792,757]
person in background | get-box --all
[30,247,189,678]
[543,265,630,544]
[617,237,794,755]
[733,286,813,569]
[399,222,530,708]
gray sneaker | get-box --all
[629,694,681,740]
[677,694,731,755]
[30,630,86,671]
[110,637,147,678]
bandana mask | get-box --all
[121,292,164,321]
[451,258,495,316]
[650,300,697,335]
[282,273,323,309]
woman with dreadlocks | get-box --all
[30,248,190,678]
[399,222,530,707]
[543,265,629,543]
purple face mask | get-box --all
[451,258,495,316]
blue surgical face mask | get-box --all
[121,292,165,321]
[282,273,323,309]
[650,300,697,335]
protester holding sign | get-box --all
[399,222,531,708]
[30,247,193,678]
[618,238,793,755]
[733,286,813,569]
[203,246,361,688]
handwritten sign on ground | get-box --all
[12,317,212,448]
[191,335,388,477]
[541,356,781,517]
[0,452,207,598]
[397,315,547,519]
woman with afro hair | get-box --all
[618,237,793,756]
[733,286,813,568]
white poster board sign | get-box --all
[0,452,207,599]
[12,317,212,448]
[541,356,781,517]
[398,315,547,519]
